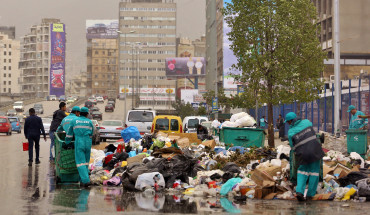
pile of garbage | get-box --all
[87,125,370,202]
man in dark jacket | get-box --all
[276,114,285,139]
[24,108,46,166]
[49,102,67,161]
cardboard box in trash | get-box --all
[127,154,146,165]
[201,139,216,149]
[251,167,279,187]
[167,133,202,145]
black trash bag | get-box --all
[210,173,222,181]
[222,162,241,174]
[104,152,130,171]
[112,167,126,177]
[356,178,370,198]
[121,177,137,192]
[105,144,117,153]
[142,134,153,150]
[222,172,234,183]
[337,172,368,187]
[125,145,132,153]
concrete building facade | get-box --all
[118,0,177,108]
[206,0,223,92]
[19,18,63,98]
[0,26,16,40]
[0,33,21,96]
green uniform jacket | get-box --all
[57,113,77,132]
[349,110,367,129]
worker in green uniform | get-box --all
[66,107,94,187]
[348,105,367,129]
[57,106,80,132]
[285,112,325,201]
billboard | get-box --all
[223,1,241,89]
[180,89,199,104]
[86,20,118,39]
[166,57,206,77]
[50,23,66,97]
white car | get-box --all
[49,95,57,101]
[13,101,24,112]
[88,97,97,105]
[183,116,209,133]
[126,109,156,135]
[99,120,124,142]
[66,97,75,104]
[96,96,104,103]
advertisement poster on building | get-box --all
[86,20,118,39]
[165,57,206,77]
[49,23,66,97]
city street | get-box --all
[0,99,367,214]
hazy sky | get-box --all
[0,0,206,78]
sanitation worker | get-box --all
[57,106,81,132]
[347,105,367,129]
[66,107,94,187]
[285,112,325,201]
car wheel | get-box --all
[18,130,21,134]
[6,132,9,136]
[9,131,12,135]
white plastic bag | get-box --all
[211,120,221,128]
[135,172,165,191]
[230,112,248,122]
[235,115,256,127]
[221,121,238,128]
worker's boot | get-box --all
[296,193,305,202]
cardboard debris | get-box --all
[339,170,348,179]
[351,165,360,173]
[156,131,168,137]
[166,133,202,145]
[168,135,181,141]
[257,165,282,178]
[263,193,278,200]
[323,164,335,177]
[177,138,191,148]
[333,163,351,176]
[251,168,276,187]
[312,193,335,201]
[201,139,216,149]
[127,154,146,165]
[254,186,275,199]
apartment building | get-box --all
[19,18,66,98]
[0,26,16,40]
[118,0,177,108]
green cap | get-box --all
[71,106,81,112]
[80,107,89,113]
[347,105,355,113]
[284,112,297,123]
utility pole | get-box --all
[333,0,341,137]
[131,45,135,109]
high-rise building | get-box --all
[86,20,119,96]
[0,33,21,96]
[118,0,177,108]
[206,0,223,92]
[19,18,66,98]
[0,26,16,40]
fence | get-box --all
[249,77,370,135]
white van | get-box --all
[126,109,156,135]
[13,101,24,112]
[183,116,208,133]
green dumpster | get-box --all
[346,129,368,159]
[54,132,80,184]
[220,127,265,149]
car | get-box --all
[108,97,116,102]
[151,115,183,134]
[96,96,104,103]
[7,109,17,117]
[85,101,94,109]
[0,117,12,135]
[42,117,52,135]
[72,96,78,101]
[103,95,108,100]
[22,111,30,121]
[126,109,156,135]
[91,107,100,112]
[49,95,57,101]
[105,104,114,112]
[66,97,75,104]
[91,111,103,121]
[88,97,97,105]
[8,117,22,133]
[183,116,209,133]
[59,95,66,102]
[91,120,100,145]
[107,100,115,108]
[13,101,24,112]
[33,104,44,114]
[99,120,124,142]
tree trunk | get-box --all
[267,81,275,148]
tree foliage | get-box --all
[224,0,326,147]
[172,98,208,119]
[203,87,232,110]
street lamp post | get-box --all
[333,0,341,136]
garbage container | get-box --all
[346,129,368,159]
[220,127,265,149]
[54,132,80,184]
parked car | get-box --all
[105,104,114,112]
[13,101,24,112]
[7,109,17,117]
[126,109,156,135]
[91,111,103,121]
[85,101,94,109]
[0,117,12,135]
[107,100,115,108]
[151,115,183,134]
[99,120,124,142]
[8,117,21,133]
[183,116,209,133]
[33,103,44,114]
[42,117,52,135]
[49,95,57,101]
[96,96,104,103]
[88,97,97,105]
[91,120,100,145]
[59,95,66,102]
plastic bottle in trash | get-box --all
[328,179,340,189]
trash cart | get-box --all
[346,129,368,159]
[54,132,79,184]
[220,127,265,149]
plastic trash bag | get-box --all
[221,121,238,128]
[222,162,241,174]
[356,178,370,198]
[230,112,248,122]
[235,115,256,127]
[220,178,242,196]
[211,120,221,128]
[337,172,368,187]
[121,126,142,143]
[135,172,165,191]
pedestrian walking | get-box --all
[277,114,285,138]
[24,108,47,166]
[66,107,94,187]
[285,112,325,201]
[49,102,67,162]
[259,116,267,128]
[57,106,80,132]
[348,105,368,129]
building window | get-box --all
[95,51,98,54]
[8,81,11,85]
[94,59,99,64]
[8,88,11,93]
[95,75,98,78]
[3,74,5,77]
[3,88,5,93]
[3,66,6,70]
[3,44,6,48]
[8,52,11,56]
[8,66,11,70]
[3,51,6,55]
[8,59,11,63]
[3,81,6,85]
[8,74,11,77]
[9,44,11,48]
[3,59,5,63]
[102,51,105,55]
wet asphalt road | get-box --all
[0,99,369,214]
